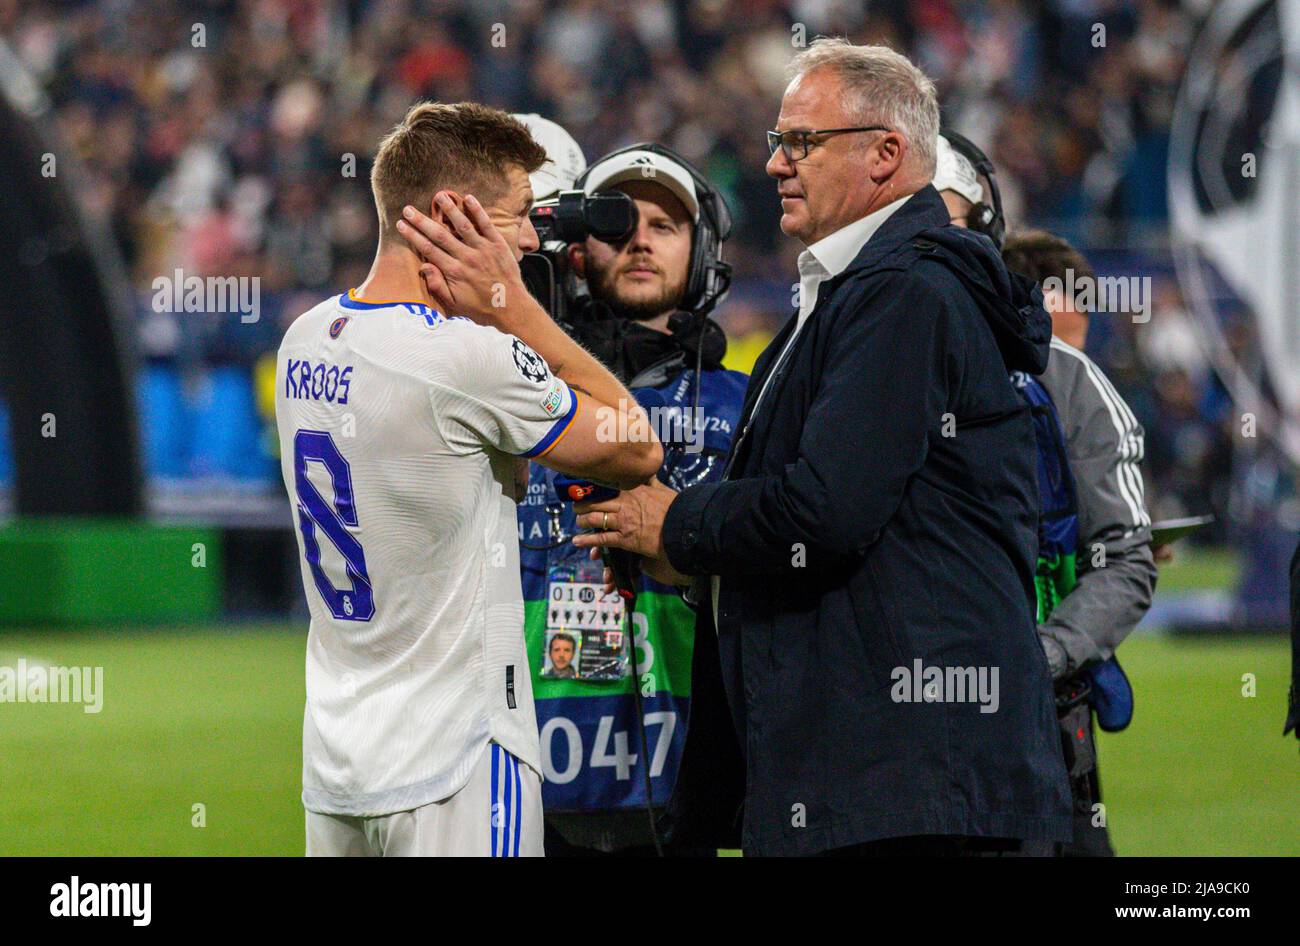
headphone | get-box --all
[941,130,1005,249]
[575,142,733,316]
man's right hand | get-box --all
[397,192,533,327]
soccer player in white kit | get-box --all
[276,102,661,856]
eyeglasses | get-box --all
[766,126,892,162]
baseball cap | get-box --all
[513,113,587,201]
[934,134,984,206]
[581,149,700,222]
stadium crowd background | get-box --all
[1,0,1261,569]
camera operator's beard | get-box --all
[587,256,688,322]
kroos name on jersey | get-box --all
[285,358,354,404]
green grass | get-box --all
[1099,634,1298,856]
[0,625,1294,855]
[0,626,305,856]
[1151,545,1240,594]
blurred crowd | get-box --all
[9,0,1197,276]
[1087,274,1237,530]
[2,0,1236,529]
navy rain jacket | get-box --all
[663,186,1073,856]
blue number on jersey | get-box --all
[293,429,375,621]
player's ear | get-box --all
[569,242,586,279]
[428,190,466,225]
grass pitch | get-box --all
[0,624,1293,855]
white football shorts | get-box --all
[305,743,543,857]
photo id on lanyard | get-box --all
[541,554,629,681]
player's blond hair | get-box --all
[370,101,547,244]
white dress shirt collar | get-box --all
[711,194,914,625]
[795,193,912,326]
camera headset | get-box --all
[573,142,733,318]
[939,130,1005,249]
[523,146,734,550]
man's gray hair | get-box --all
[787,38,940,176]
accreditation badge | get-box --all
[541,557,628,681]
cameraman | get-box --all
[518,145,747,856]
[935,134,1157,856]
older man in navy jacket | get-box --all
[574,39,1072,856]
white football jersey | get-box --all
[275,290,577,817]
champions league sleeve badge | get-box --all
[512,338,550,384]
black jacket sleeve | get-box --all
[664,270,948,576]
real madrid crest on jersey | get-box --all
[512,338,549,384]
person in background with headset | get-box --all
[516,141,748,856]
[935,131,1158,856]
[933,131,1007,245]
